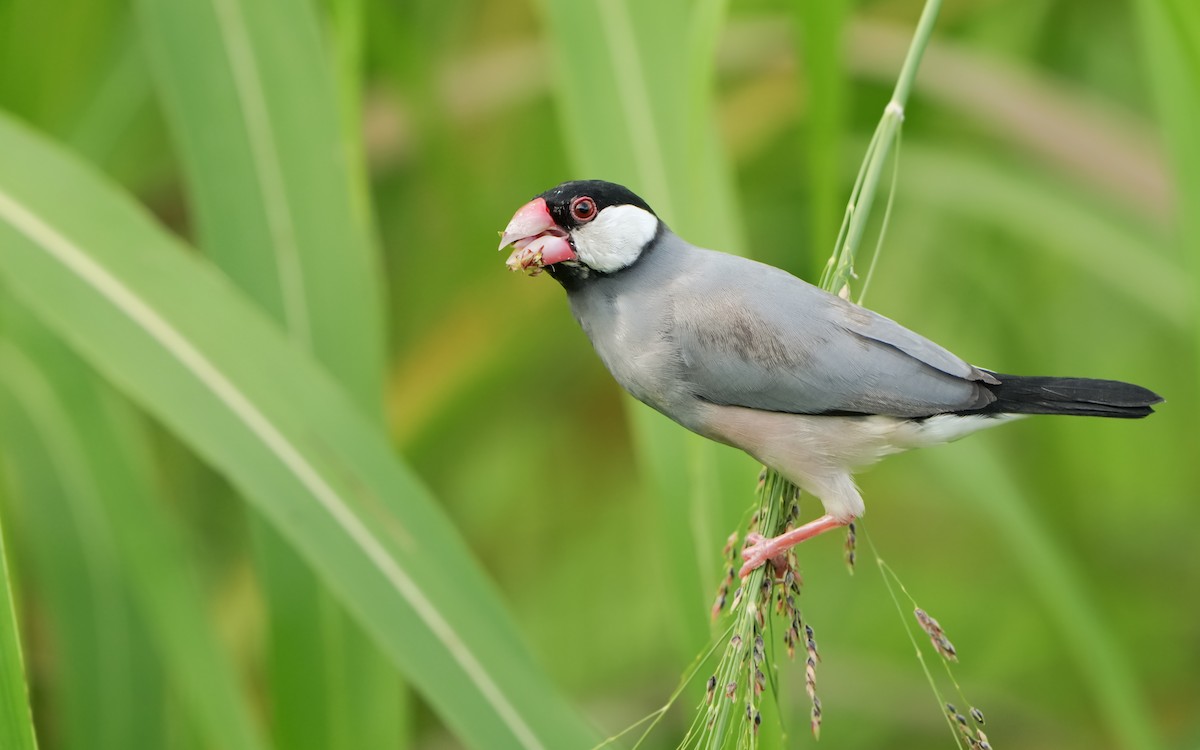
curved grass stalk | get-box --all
[705,0,946,745]
[0,502,37,750]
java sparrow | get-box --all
[499,180,1162,577]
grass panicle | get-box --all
[687,470,801,749]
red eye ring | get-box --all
[570,196,597,222]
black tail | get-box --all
[970,373,1163,418]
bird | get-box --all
[498,179,1162,578]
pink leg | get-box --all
[739,514,852,578]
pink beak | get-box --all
[498,197,577,275]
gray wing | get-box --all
[670,252,997,417]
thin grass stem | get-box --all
[824,0,942,292]
[728,1,946,745]
[866,531,966,750]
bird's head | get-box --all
[498,180,660,284]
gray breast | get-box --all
[563,239,696,416]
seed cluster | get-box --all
[700,471,992,748]
[710,532,740,621]
[947,703,991,749]
[705,483,828,742]
[915,607,958,662]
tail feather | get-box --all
[968,372,1163,419]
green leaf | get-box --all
[898,143,1188,327]
[0,0,127,134]
[0,327,166,750]
[0,492,37,750]
[1131,0,1200,350]
[0,111,595,750]
[136,0,402,743]
[0,309,268,750]
[135,0,385,400]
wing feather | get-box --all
[670,252,995,417]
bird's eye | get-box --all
[570,196,597,222]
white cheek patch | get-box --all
[571,204,659,273]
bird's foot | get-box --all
[739,533,790,579]
[738,514,852,578]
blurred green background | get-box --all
[0,0,1196,749]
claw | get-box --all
[737,514,853,578]
[739,539,786,579]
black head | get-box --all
[499,180,662,287]
[537,180,656,231]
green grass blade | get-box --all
[0,494,37,750]
[135,0,385,400]
[136,0,403,744]
[897,143,1188,327]
[0,9,265,746]
[0,309,269,750]
[0,301,171,750]
[0,111,594,750]
[0,0,126,135]
[1131,0,1200,350]
[322,0,373,228]
[0,346,149,750]
[63,17,159,186]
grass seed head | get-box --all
[915,607,958,662]
[722,532,739,558]
[844,521,858,573]
[811,695,822,739]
